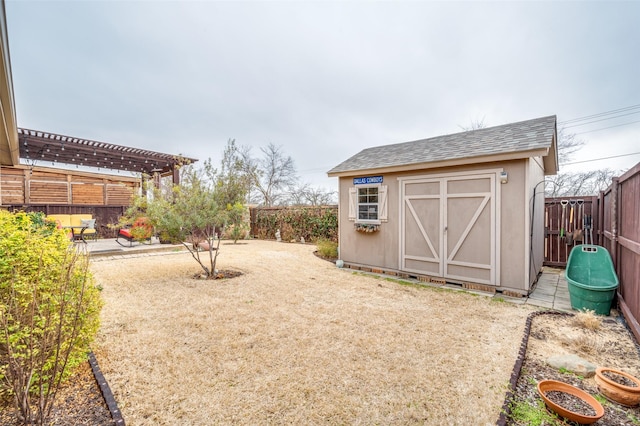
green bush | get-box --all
[224,202,249,243]
[254,206,338,242]
[316,238,338,259]
[0,211,103,424]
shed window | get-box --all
[358,186,379,222]
[348,184,387,223]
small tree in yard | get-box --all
[0,211,102,425]
[144,165,228,278]
[224,202,249,244]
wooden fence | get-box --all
[2,204,128,238]
[543,196,599,267]
[598,162,640,342]
[547,161,640,341]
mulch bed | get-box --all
[506,313,640,425]
[192,269,243,280]
[0,359,114,426]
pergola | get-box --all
[17,128,197,183]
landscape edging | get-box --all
[495,310,573,426]
[88,351,125,426]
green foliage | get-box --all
[212,140,255,208]
[144,165,227,278]
[254,206,338,242]
[627,412,640,425]
[508,399,561,425]
[0,210,102,424]
[316,238,338,259]
[116,192,155,242]
[224,202,249,243]
[594,393,608,405]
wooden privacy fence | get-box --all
[547,161,640,342]
[543,196,599,267]
[2,204,128,238]
[598,162,640,343]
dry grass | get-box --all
[91,240,533,425]
[572,309,602,331]
[529,314,640,376]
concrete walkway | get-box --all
[79,237,188,260]
[525,268,573,312]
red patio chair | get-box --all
[116,217,153,247]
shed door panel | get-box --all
[403,191,442,275]
[401,174,496,285]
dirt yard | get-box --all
[90,240,536,425]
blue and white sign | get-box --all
[353,176,383,185]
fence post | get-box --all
[610,177,619,270]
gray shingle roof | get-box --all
[328,115,557,175]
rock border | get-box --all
[496,310,573,426]
[88,351,125,426]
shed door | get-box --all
[401,173,496,285]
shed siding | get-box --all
[528,156,546,287]
[339,159,531,292]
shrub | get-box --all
[224,202,249,243]
[316,238,338,259]
[254,206,338,242]
[0,211,103,425]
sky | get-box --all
[5,1,640,192]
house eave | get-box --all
[0,2,19,167]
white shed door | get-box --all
[401,173,497,285]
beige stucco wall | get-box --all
[338,159,536,293]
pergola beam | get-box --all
[17,128,196,177]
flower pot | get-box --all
[537,380,604,425]
[595,367,640,407]
[354,223,380,233]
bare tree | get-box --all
[546,127,619,196]
[285,183,337,206]
[285,183,309,206]
[250,143,298,207]
[556,127,584,164]
[302,186,337,206]
[213,139,256,207]
[459,116,486,131]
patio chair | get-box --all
[116,217,153,247]
[71,215,97,242]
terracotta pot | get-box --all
[537,380,604,425]
[595,367,640,407]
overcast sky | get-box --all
[5,1,640,191]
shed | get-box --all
[328,115,558,295]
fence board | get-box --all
[72,183,104,205]
[3,204,127,238]
[613,162,640,342]
[543,196,597,267]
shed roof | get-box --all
[328,115,558,177]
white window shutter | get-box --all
[348,187,357,221]
[379,185,388,222]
